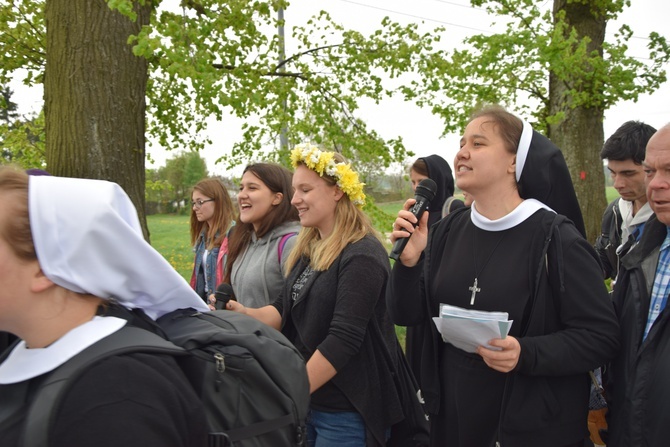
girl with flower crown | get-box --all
[226,145,403,446]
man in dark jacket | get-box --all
[595,121,656,281]
[607,123,670,447]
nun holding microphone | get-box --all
[0,167,209,446]
[387,105,618,447]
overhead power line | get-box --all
[338,0,657,42]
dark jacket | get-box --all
[0,306,207,446]
[273,235,404,447]
[387,207,620,446]
[607,215,670,447]
[595,198,623,280]
[0,332,16,356]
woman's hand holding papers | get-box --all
[477,336,521,373]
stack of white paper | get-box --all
[432,303,513,354]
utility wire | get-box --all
[339,0,657,42]
[338,0,495,34]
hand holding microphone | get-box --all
[212,283,236,310]
[389,178,437,263]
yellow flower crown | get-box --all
[291,143,366,208]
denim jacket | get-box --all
[190,231,227,301]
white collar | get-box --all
[619,199,653,228]
[470,199,554,231]
[0,316,126,384]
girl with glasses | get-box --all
[189,178,235,304]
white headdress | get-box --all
[513,118,586,237]
[28,176,209,319]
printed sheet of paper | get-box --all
[432,303,513,353]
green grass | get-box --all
[147,214,193,281]
[377,200,404,217]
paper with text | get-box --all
[432,303,513,353]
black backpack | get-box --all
[21,308,310,447]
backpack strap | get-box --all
[22,326,184,447]
[210,414,296,446]
[278,232,297,264]
[441,196,464,218]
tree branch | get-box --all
[210,63,308,80]
[181,0,207,16]
[278,43,344,70]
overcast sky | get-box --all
[10,0,669,176]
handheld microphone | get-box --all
[214,283,236,310]
[389,178,437,261]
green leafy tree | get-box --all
[405,0,669,241]
[133,1,444,170]
[159,151,207,214]
[0,0,440,232]
[2,0,668,242]
[0,86,45,168]
[183,151,208,191]
[145,167,173,214]
[0,112,45,169]
[161,152,187,213]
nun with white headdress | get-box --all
[0,167,209,446]
[387,105,619,447]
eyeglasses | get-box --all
[191,198,215,209]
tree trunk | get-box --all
[548,0,607,243]
[44,0,152,240]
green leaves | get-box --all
[0,0,45,87]
[408,0,668,133]
[133,1,444,169]
[1,0,668,181]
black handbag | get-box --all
[387,341,431,447]
[372,320,430,447]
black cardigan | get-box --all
[273,234,404,446]
[387,207,620,446]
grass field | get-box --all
[147,214,193,281]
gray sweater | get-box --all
[230,221,301,308]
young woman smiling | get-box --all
[221,163,300,308]
[226,145,403,447]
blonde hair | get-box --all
[285,155,380,272]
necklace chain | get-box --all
[469,232,506,305]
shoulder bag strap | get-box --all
[278,232,298,263]
[22,327,184,447]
